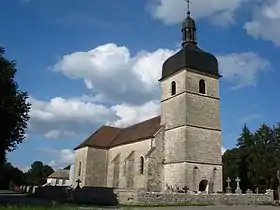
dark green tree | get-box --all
[236,124,254,192]
[222,148,240,191]
[223,123,280,193]
[0,47,31,165]
[25,161,54,185]
[248,124,276,192]
[0,162,25,189]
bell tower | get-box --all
[160,3,223,193]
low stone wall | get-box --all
[115,190,274,206]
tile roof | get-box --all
[48,169,69,180]
[74,116,161,150]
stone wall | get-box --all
[84,147,108,187]
[107,139,152,190]
[116,190,274,206]
[146,127,165,192]
[74,147,108,188]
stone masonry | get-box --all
[161,68,222,192]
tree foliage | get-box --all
[0,47,31,165]
[223,123,280,193]
[25,161,54,185]
[0,161,54,190]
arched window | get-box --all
[78,161,81,176]
[171,81,176,96]
[199,79,206,94]
[140,156,144,174]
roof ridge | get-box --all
[101,125,121,129]
[124,115,160,129]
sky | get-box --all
[1,0,280,171]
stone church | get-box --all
[73,10,223,193]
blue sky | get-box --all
[1,0,280,170]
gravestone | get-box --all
[246,189,252,194]
[256,187,259,194]
[226,177,231,193]
[32,186,38,194]
[235,177,242,194]
[165,184,171,193]
[174,184,179,193]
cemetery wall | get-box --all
[116,190,274,206]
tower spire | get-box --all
[182,0,197,47]
[186,0,191,15]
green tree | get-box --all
[0,47,31,165]
[25,161,54,185]
[0,162,25,189]
[248,124,276,192]
[223,123,280,193]
[222,148,240,191]
[236,124,254,192]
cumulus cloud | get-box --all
[53,43,174,105]
[28,43,270,140]
[244,0,280,46]
[147,0,248,25]
[28,95,160,139]
[222,146,227,155]
[217,52,271,89]
[37,148,74,169]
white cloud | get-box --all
[222,146,227,155]
[147,0,248,25]
[217,52,271,89]
[37,148,74,169]
[53,43,174,105]
[28,43,270,140]
[111,101,160,127]
[27,43,272,168]
[29,95,160,139]
[244,0,280,46]
[44,130,75,139]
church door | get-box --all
[199,180,208,192]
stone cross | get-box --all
[226,177,231,193]
[235,177,242,194]
[182,186,188,193]
[75,179,81,189]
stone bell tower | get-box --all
[159,8,223,193]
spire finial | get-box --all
[181,0,197,47]
[185,0,192,15]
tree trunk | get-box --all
[0,149,7,190]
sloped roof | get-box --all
[74,126,121,150]
[74,116,162,150]
[48,169,69,180]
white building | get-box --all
[46,165,75,187]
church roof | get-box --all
[48,169,69,180]
[160,44,220,81]
[159,10,221,81]
[74,116,161,150]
